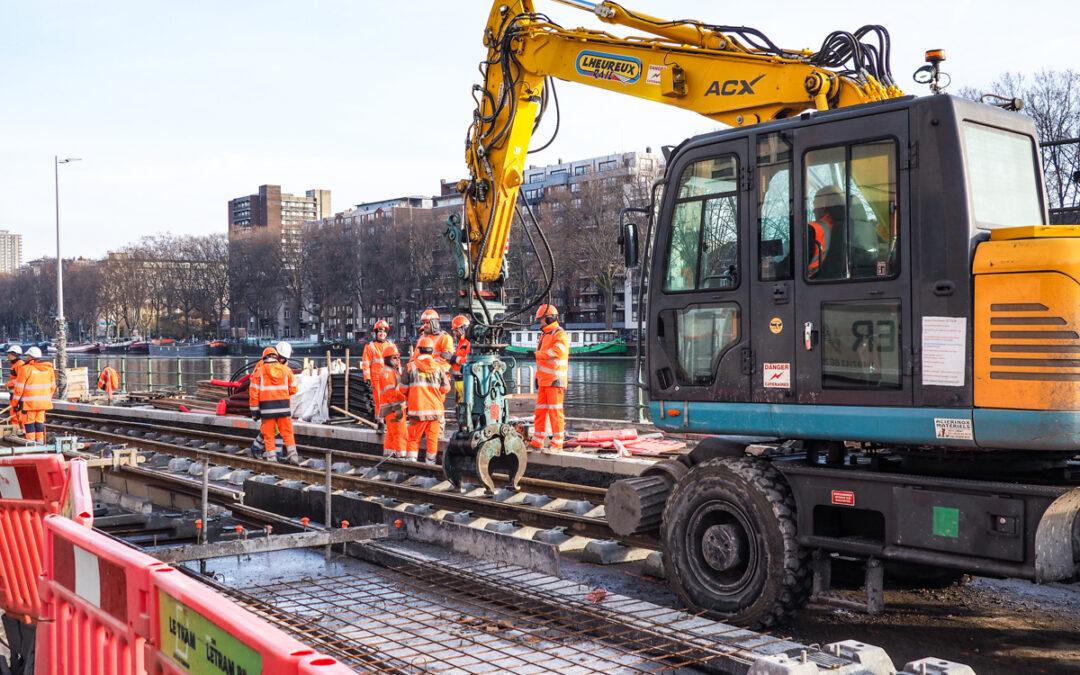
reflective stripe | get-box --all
[536,366,566,376]
[408,409,445,417]
[256,384,292,393]
[406,381,445,391]
[19,395,53,402]
[22,383,53,390]
[534,404,564,410]
[370,358,384,364]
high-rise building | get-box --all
[0,230,23,274]
[227,185,330,337]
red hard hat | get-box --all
[421,309,440,322]
[417,335,436,350]
[451,314,470,330]
[374,319,389,331]
[535,304,559,320]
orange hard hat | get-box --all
[384,343,400,357]
[260,346,278,359]
[451,314,470,330]
[535,304,559,320]
[374,319,390,331]
[421,309,440,322]
[416,335,436,350]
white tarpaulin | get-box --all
[292,368,329,423]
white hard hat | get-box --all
[274,341,293,360]
[26,346,42,359]
[6,345,22,355]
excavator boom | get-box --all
[460,0,904,286]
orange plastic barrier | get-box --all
[0,454,69,621]
[37,515,357,674]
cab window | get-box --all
[658,304,740,386]
[665,155,740,292]
[804,140,899,282]
[757,133,793,281]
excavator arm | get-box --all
[459,0,903,287]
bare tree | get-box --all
[228,233,284,337]
[961,69,1080,209]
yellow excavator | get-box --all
[444,0,1080,628]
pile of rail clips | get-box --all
[568,428,685,457]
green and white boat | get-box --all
[505,329,628,356]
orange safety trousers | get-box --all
[24,410,46,443]
[407,419,441,460]
[260,417,295,454]
[531,386,565,450]
[385,411,408,457]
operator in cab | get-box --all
[807,185,847,280]
[531,304,570,453]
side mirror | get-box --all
[620,221,640,268]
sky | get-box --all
[1,0,1076,260]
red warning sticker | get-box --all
[831,490,855,506]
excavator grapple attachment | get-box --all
[444,425,527,494]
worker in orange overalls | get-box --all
[6,345,25,434]
[12,347,56,445]
[243,346,282,458]
[450,314,472,403]
[402,335,450,464]
[379,344,408,459]
[531,304,570,453]
[414,309,454,374]
[249,342,300,464]
[97,365,120,402]
[362,319,396,429]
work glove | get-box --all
[552,378,564,388]
[13,401,22,413]
[251,409,261,421]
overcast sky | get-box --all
[1,1,1076,260]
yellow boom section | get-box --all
[462,0,905,283]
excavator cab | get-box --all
[646,94,1079,457]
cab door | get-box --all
[648,137,752,403]
[793,111,914,407]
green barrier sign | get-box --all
[159,589,263,675]
[932,506,960,538]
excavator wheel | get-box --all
[661,457,810,629]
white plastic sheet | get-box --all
[292,368,329,423]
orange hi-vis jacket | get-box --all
[379,367,406,420]
[401,354,450,421]
[13,361,57,411]
[452,336,471,378]
[97,366,120,392]
[362,339,396,383]
[6,359,23,393]
[413,332,454,373]
[807,213,836,278]
[249,360,298,419]
[536,321,570,388]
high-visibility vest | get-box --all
[6,359,23,392]
[535,322,569,388]
[97,366,119,391]
[807,213,835,278]
[13,361,56,411]
[249,360,297,419]
[379,367,406,418]
[401,355,449,421]
[362,340,395,382]
[413,332,454,372]
[452,337,471,377]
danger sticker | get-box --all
[831,490,856,506]
[646,64,664,85]
[934,417,973,440]
[763,362,791,389]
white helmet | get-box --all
[6,345,22,356]
[274,341,293,360]
[26,346,42,359]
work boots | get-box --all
[285,447,301,465]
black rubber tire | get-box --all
[661,457,810,629]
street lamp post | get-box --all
[54,156,81,398]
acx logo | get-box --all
[705,75,764,96]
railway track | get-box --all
[50,413,659,551]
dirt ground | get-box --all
[788,577,1080,674]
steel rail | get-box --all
[53,421,658,549]
[52,411,607,502]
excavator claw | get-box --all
[444,425,527,494]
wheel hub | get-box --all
[701,523,746,572]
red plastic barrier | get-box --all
[0,454,68,621]
[36,514,158,674]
